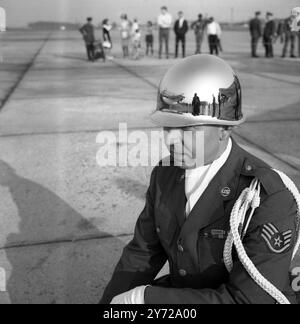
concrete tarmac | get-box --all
[0,29,299,303]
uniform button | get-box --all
[246,165,253,172]
[178,244,184,252]
[179,269,187,277]
[156,227,161,234]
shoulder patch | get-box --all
[261,223,293,254]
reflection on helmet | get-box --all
[151,54,245,128]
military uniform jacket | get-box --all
[100,139,298,304]
[249,18,262,38]
[264,20,277,38]
[79,23,95,45]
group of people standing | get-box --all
[79,17,113,62]
[156,6,222,59]
[119,14,143,59]
[79,8,300,62]
[250,11,300,58]
[79,7,223,62]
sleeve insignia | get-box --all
[261,223,293,254]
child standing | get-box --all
[145,21,154,56]
[132,28,142,60]
[120,14,131,58]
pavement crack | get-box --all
[0,232,133,251]
[0,32,52,112]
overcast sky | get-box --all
[1,0,299,27]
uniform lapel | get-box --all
[171,168,187,228]
[157,166,186,238]
[180,139,244,236]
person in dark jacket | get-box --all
[191,14,207,54]
[79,17,95,62]
[102,19,112,44]
[249,11,262,57]
[174,11,189,58]
[100,55,299,305]
[263,12,277,58]
[192,93,201,116]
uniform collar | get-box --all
[178,138,245,230]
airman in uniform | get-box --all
[249,11,262,58]
[263,12,277,58]
[79,17,96,62]
[100,55,299,304]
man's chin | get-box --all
[172,157,198,169]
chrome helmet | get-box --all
[151,54,245,127]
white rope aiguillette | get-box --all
[224,169,300,305]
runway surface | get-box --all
[0,29,299,303]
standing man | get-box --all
[100,55,299,305]
[278,16,296,58]
[174,11,189,58]
[263,12,277,58]
[191,14,207,54]
[79,17,95,62]
[206,17,222,56]
[157,6,173,59]
[291,7,300,57]
[79,17,96,62]
[249,11,262,58]
[192,93,201,116]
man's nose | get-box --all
[164,129,183,146]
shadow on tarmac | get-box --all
[115,176,148,201]
[0,159,125,304]
[55,54,89,62]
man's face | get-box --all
[178,12,184,19]
[164,126,226,169]
[161,8,167,15]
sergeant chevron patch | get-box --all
[261,223,293,254]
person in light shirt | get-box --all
[206,17,222,56]
[290,7,300,57]
[120,14,131,58]
[157,6,173,59]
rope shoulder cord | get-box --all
[223,169,300,304]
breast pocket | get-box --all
[197,229,228,273]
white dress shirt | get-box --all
[157,13,173,28]
[185,138,232,216]
[179,17,184,28]
[206,21,222,36]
